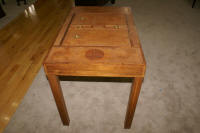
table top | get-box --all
[44,7,146,77]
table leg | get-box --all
[16,0,20,6]
[124,77,143,129]
[47,74,70,125]
[192,0,196,8]
[2,0,5,5]
[111,0,115,4]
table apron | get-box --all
[44,63,145,77]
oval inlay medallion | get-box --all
[85,49,104,60]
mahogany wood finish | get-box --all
[0,0,73,132]
[44,7,146,129]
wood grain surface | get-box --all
[44,7,146,129]
[124,77,143,128]
[47,74,70,125]
[0,0,73,132]
[44,7,146,77]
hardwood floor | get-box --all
[0,0,73,132]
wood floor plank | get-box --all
[0,0,73,132]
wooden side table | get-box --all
[43,6,146,129]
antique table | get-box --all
[43,6,146,129]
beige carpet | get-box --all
[2,0,200,133]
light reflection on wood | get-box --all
[0,0,73,132]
